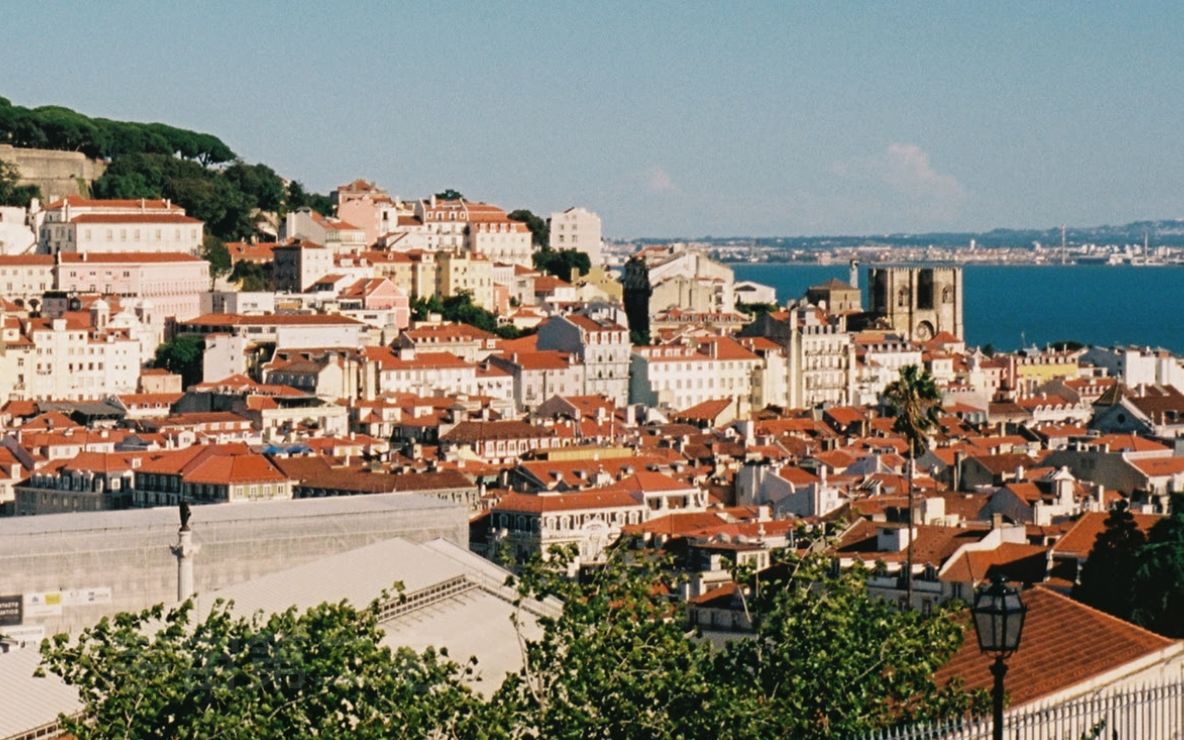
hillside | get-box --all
[0,96,330,240]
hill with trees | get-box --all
[0,96,331,241]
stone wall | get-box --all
[0,144,107,200]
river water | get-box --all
[730,263,1184,353]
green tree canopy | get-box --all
[435,189,464,201]
[1074,501,1147,620]
[496,546,983,738]
[710,553,985,736]
[410,292,525,339]
[285,180,333,217]
[154,335,204,388]
[201,235,231,282]
[0,97,236,163]
[533,247,590,280]
[883,365,941,458]
[38,544,984,738]
[1129,497,1184,637]
[231,260,272,292]
[507,209,549,247]
[736,300,779,317]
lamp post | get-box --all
[971,574,1027,740]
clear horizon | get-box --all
[4,2,1182,238]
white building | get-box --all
[536,314,631,406]
[1082,346,1184,393]
[40,197,203,255]
[280,208,367,253]
[0,309,141,401]
[629,336,762,413]
[548,207,603,265]
[0,254,54,303]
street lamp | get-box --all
[971,574,1027,740]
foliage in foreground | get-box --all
[40,548,982,738]
[39,597,487,739]
[1076,496,1184,637]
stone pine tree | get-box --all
[883,364,942,609]
[1074,501,1147,620]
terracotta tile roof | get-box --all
[940,542,1050,584]
[495,489,643,514]
[1051,511,1165,559]
[498,351,573,371]
[936,586,1179,707]
[182,313,363,327]
[837,519,987,565]
[441,420,556,443]
[1127,456,1184,477]
[47,196,176,210]
[363,347,474,371]
[0,254,54,265]
[58,252,202,263]
[673,398,733,423]
[68,213,201,224]
[183,453,288,485]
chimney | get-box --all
[952,450,964,491]
[991,512,1005,530]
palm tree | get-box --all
[883,364,942,610]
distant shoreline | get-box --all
[720,259,1184,268]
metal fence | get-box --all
[865,680,1184,739]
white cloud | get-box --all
[645,165,677,194]
[832,143,967,223]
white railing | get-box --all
[862,680,1184,739]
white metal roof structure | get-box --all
[1,537,559,738]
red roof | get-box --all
[182,313,362,327]
[69,213,201,224]
[59,252,202,264]
[495,489,643,514]
[936,587,1178,707]
[1052,511,1164,559]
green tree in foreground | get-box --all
[498,546,982,738]
[1074,501,1147,620]
[38,545,982,738]
[1129,496,1184,637]
[710,553,984,737]
[39,598,487,739]
[496,550,722,738]
[154,335,205,388]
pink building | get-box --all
[334,180,401,245]
[55,252,210,320]
[339,277,410,329]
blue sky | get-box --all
[4,2,1182,237]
